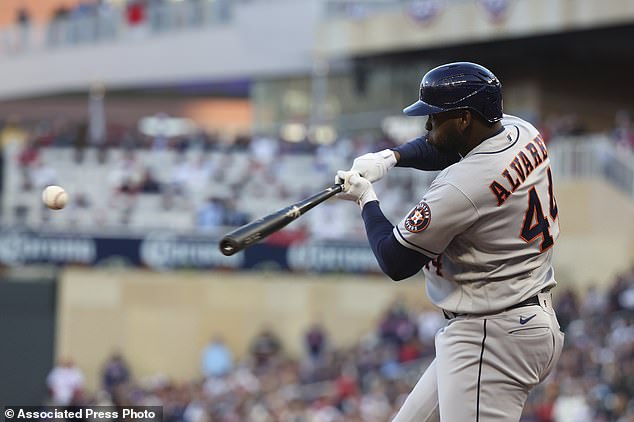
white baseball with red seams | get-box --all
[42,185,69,210]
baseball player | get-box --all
[336,62,564,421]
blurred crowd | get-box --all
[45,267,634,422]
[538,111,634,153]
[47,299,442,422]
[1,109,633,236]
[525,267,634,422]
[0,115,402,237]
[1,0,233,54]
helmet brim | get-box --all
[402,100,445,117]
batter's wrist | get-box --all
[378,149,397,168]
[357,190,379,208]
[390,149,401,164]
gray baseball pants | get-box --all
[392,291,564,421]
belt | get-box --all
[443,294,541,320]
[507,295,540,310]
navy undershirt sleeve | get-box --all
[392,137,461,171]
[361,201,431,281]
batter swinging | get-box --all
[336,62,564,421]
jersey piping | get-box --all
[470,125,520,156]
[476,319,488,422]
[394,228,439,257]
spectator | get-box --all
[47,5,70,46]
[95,0,117,40]
[611,109,634,152]
[222,196,249,227]
[196,197,226,230]
[304,323,327,363]
[138,166,162,193]
[102,353,131,395]
[618,279,634,310]
[334,363,359,406]
[608,273,630,312]
[201,336,233,379]
[108,150,143,193]
[532,381,559,422]
[67,1,98,44]
[15,7,31,51]
[359,379,392,422]
[378,300,417,347]
[397,338,421,363]
[47,358,85,405]
[552,382,593,422]
[126,0,148,37]
[250,328,283,369]
[17,137,40,190]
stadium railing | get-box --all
[549,135,634,198]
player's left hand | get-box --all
[335,170,378,208]
[349,149,397,182]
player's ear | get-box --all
[458,110,472,131]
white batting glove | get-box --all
[335,170,378,208]
[350,149,397,182]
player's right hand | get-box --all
[349,149,397,182]
[335,170,378,208]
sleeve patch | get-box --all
[404,202,431,233]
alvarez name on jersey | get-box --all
[394,114,560,314]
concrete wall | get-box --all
[57,270,430,390]
[553,178,634,288]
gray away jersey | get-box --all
[394,114,560,314]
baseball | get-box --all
[42,185,69,210]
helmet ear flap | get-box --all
[480,95,497,123]
[484,92,504,123]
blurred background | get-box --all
[0,0,633,420]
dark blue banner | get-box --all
[0,228,380,273]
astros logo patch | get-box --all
[404,202,431,233]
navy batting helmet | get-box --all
[403,62,503,123]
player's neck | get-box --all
[461,122,504,156]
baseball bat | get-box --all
[219,183,343,256]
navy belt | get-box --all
[443,294,541,320]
